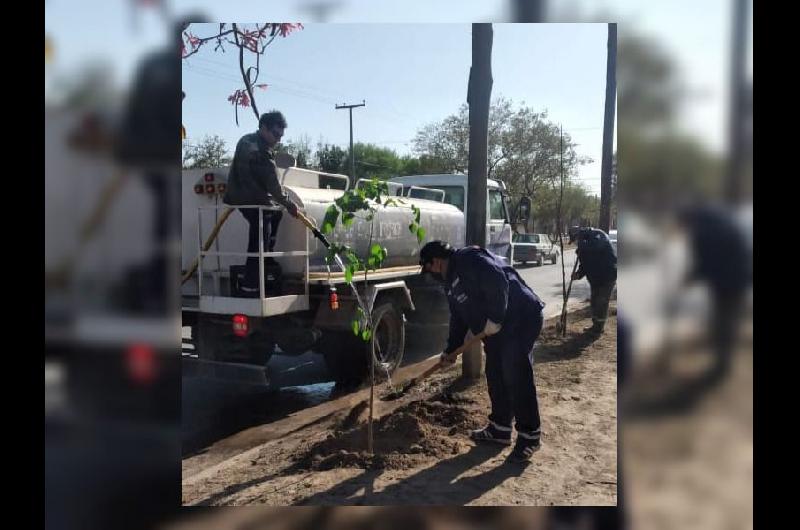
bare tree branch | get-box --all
[233,23,260,121]
[181,29,237,59]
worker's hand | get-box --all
[482,319,502,336]
[440,351,458,366]
[287,202,299,218]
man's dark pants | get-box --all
[240,207,283,288]
[590,280,616,331]
[483,308,544,439]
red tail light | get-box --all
[205,184,215,194]
[194,184,204,194]
[126,343,157,385]
[329,287,339,310]
[217,183,226,193]
[232,314,249,337]
[204,172,215,182]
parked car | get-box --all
[512,233,560,265]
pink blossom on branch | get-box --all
[182,23,302,121]
[228,85,268,108]
[241,30,260,53]
[275,23,303,37]
[227,90,251,108]
[181,32,202,58]
[180,23,304,59]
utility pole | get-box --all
[335,100,366,185]
[463,23,493,380]
[599,23,617,233]
[726,0,750,204]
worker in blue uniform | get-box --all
[419,241,546,463]
[572,227,617,335]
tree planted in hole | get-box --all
[319,176,425,454]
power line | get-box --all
[184,64,340,107]
[184,63,241,83]
[185,61,417,125]
[268,85,338,106]
[189,54,418,126]
[193,55,353,102]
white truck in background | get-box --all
[388,174,514,263]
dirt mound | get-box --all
[295,394,482,471]
[429,390,476,406]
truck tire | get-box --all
[370,301,406,378]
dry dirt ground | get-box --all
[182,304,617,506]
[623,327,753,530]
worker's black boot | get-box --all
[584,322,604,335]
[470,422,512,446]
[507,433,541,463]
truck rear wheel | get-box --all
[370,301,405,378]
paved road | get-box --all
[513,248,591,320]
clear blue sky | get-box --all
[182,23,610,194]
[46,0,751,195]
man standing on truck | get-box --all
[419,241,546,463]
[223,111,300,295]
[571,227,617,336]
